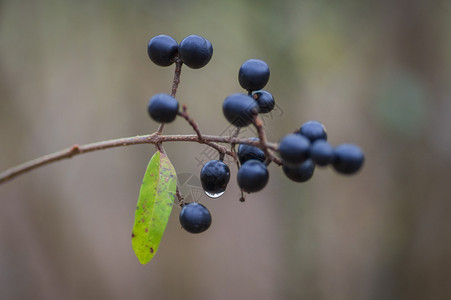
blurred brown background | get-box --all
[1,0,450,299]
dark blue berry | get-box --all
[333,144,364,175]
[147,35,178,67]
[222,93,259,127]
[278,134,311,165]
[237,159,269,193]
[238,59,270,91]
[179,203,212,234]
[252,90,275,113]
[282,159,315,182]
[310,140,334,166]
[147,93,179,123]
[200,160,230,198]
[238,138,266,165]
[179,35,213,69]
[298,121,328,142]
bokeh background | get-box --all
[1,0,450,299]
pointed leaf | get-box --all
[132,150,177,264]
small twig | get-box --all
[230,127,242,174]
[175,186,184,206]
[156,124,165,135]
[157,56,183,140]
[230,127,241,164]
[178,105,203,140]
[253,115,282,166]
[218,152,225,161]
[177,106,231,158]
[171,55,183,97]
[230,127,241,150]
[202,140,232,158]
[230,128,245,202]
[155,142,166,155]
[239,194,246,202]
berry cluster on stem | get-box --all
[0,34,364,235]
[146,34,364,233]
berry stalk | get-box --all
[252,115,280,166]
[156,55,183,135]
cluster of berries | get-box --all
[146,34,364,235]
[279,121,364,182]
[146,34,213,123]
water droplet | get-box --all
[204,190,225,198]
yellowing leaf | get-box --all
[132,150,177,264]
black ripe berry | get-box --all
[332,144,364,175]
[238,138,266,164]
[238,59,270,91]
[178,35,213,69]
[200,160,230,198]
[223,93,259,127]
[147,93,179,123]
[147,35,179,67]
[278,134,311,165]
[237,159,269,193]
[298,121,328,142]
[252,90,275,114]
[310,140,334,166]
[179,203,212,234]
[283,159,315,183]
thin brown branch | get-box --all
[229,127,242,171]
[253,115,282,166]
[156,56,183,139]
[157,124,165,135]
[178,105,203,140]
[230,127,241,152]
[171,55,183,97]
[0,133,279,185]
[229,127,245,201]
[175,186,184,206]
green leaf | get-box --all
[132,150,177,264]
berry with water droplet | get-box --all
[200,160,230,198]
